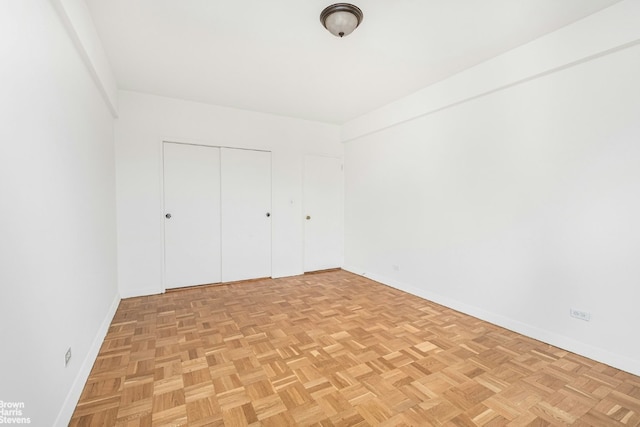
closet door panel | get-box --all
[221,148,272,282]
[163,142,221,288]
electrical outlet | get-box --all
[65,347,72,367]
[570,309,591,322]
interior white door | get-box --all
[163,142,221,288]
[304,155,343,272]
[221,148,272,282]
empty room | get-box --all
[2,0,640,425]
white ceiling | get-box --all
[86,0,622,124]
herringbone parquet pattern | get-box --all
[71,270,640,426]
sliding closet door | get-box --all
[221,148,271,282]
[163,142,221,288]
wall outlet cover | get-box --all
[570,309,591,322]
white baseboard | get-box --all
[120,287,163,299]
[54,293,121,427]
[272,271,305,280]
[342,265,640,377]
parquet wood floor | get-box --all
[71,270,640,426]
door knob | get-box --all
[306,215,311,220]
[165,213,172,219]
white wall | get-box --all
[0,1,119,426]
[342,0,640,142]
[115,91,342,298]
[343,17,640,374]
[49,0,118,116]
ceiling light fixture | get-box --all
[320,3,363,38]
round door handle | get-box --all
[165,213,172,219]
[266,212,271,217]
[306,215,311,220]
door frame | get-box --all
[160,140,273,292]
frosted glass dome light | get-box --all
[320,3,363,38]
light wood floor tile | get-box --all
[71,270,640,426]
